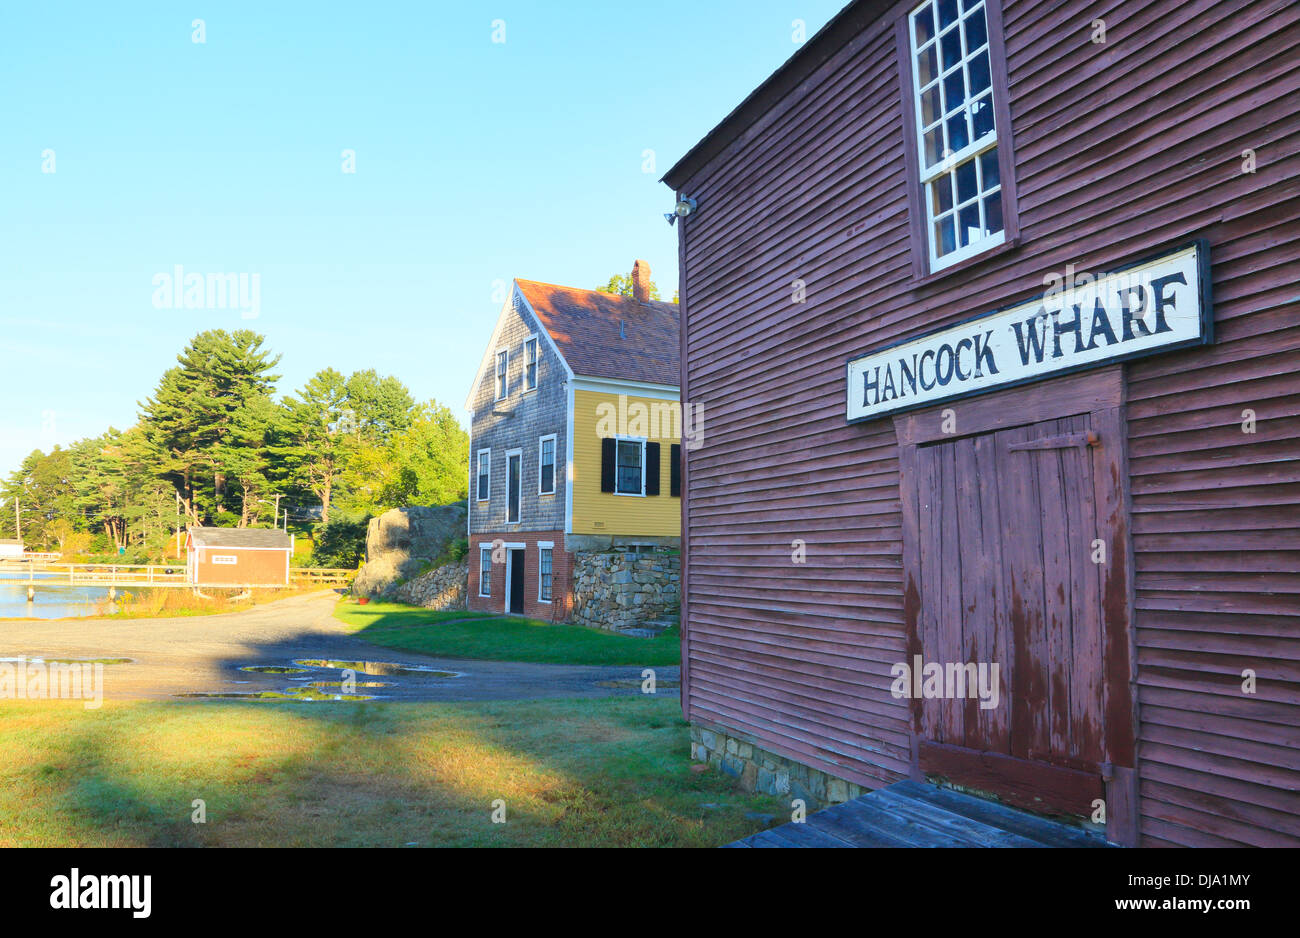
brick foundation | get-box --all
[467,531,573,621]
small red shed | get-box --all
[186,527,292,587]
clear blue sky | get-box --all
[0,0,846,476]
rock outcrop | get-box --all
[353,504,466,598]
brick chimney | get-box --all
[631,259,651,304]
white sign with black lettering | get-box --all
[845,242,1211,422]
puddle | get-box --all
[175,687,376,702]
[308,680,394,689]
[239,665,309,674]
[294,659,461,678]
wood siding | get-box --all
[672,0,1299,845]
[571,389,681,537]
[191,547,288,587]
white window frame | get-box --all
[523,334,539,392]
[538,434,557,496]
[476,448,491,503]
[478,546,492,597]
[908,0,1005,272]
[495,348,509,401]
[613,436,647,497]
[505,448,523,524]
[537,541,554,604]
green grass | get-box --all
[0,697,783,847]
[336,600,681,666]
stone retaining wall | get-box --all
[570,549,679,631]
[690,725,868,811]
[389,559,469,611]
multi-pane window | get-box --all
[538,547,553,603]
[476,449,490,502]
[507,452,522,523]
[615,439,644,495]
[909,0,1004,270]
[495,350,508,400]
[479,547,492,597]
[524,336,538,391]
[539,436,556,495]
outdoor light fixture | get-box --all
[664,195,698,226]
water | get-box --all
[0,573,116,619]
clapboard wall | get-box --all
[667,0,1299,846]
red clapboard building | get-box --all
[664,0,1299,846]
[186,527,293,587]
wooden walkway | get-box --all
[726,779,1111,848]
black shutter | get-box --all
[600,437,616,492]
[645,442,661,495]
[670,443,681,497]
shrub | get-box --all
[310,515,371,568]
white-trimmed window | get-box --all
[524,335,539,391]
[615,437,646,496]
[476,449,491,503]
[506,449,522,523]
[538,434,557,496]
[495,349,508,400]
[908,0,1004,271]
[538,543,553,603]
[479,546,492,597]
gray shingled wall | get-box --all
[468,288,568,535]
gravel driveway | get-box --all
[0,591,680,703]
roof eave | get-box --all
[662,0,888,190]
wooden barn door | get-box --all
[895,367,1137,844]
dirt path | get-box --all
[0,591,680,703]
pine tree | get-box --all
[138,330,280,524]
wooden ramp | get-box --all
[726,779,1111,848]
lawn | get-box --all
[0,696,784,847]
[336,600,681,666]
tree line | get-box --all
[0,330,468,565]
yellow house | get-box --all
[570,387,681,538]
[464,260,682,618]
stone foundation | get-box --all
[388,559,468,611]
[570,548,679,631]
[690,725,868,810]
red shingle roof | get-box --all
[516,279,680,387]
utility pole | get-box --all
[13,496,19,541]
[175,490,182,558]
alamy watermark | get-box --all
[0,658,103,709]
[595,394,705,449]
[890,655,1000,710]
[50,868,150,918]
[151,265,260,319]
